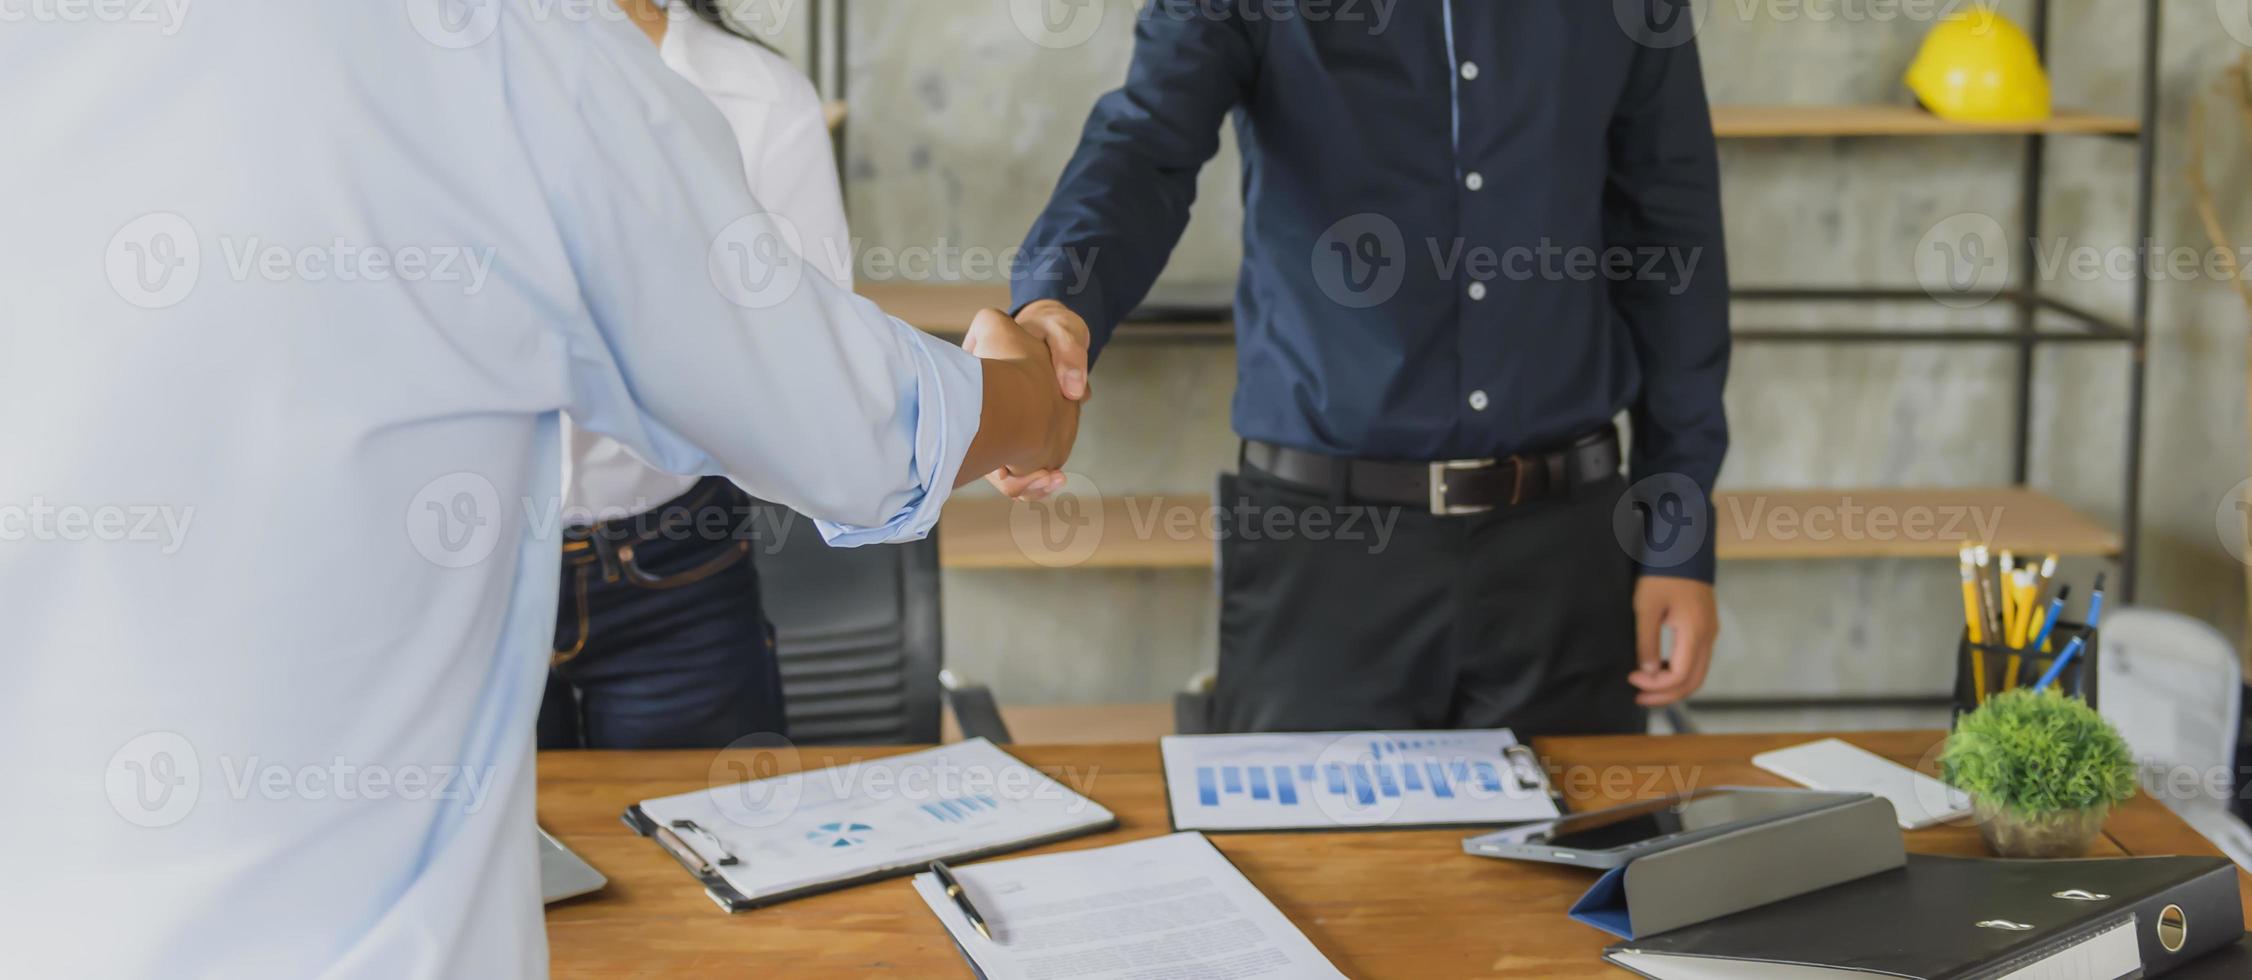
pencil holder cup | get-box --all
[1951,623,2099,722]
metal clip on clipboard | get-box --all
[624,805,762,912]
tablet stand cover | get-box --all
[1570,794,1906,939]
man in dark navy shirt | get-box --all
[994,0,1730,736]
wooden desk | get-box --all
[541,731,2250,978]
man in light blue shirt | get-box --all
[0,3,1077,976]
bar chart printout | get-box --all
[1161,730,1561,831]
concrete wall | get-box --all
[819,0,2252,724]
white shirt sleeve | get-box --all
[738,68,855,291]
[502,19,978,545]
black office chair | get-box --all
[748,500,1009,745]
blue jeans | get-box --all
[536,478,787,749]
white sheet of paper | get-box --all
[638,738,1112,902]
[1161,729,1561,831]
[912,832,1345,980]
[1751,738,1971,830]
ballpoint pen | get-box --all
[2073,573,2107,696]
[2026,586,2070,657]
[929,860,993,942]
[2032,634,2088,693]
[2086,573,2107,630]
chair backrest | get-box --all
[749,500,943,745]
[2098,607,2242,804]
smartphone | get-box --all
[1461,787,1865,868]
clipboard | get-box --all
[620,739,1118,912]
[621,803,1116,913]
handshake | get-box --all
[957,300,1093,502]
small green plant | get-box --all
[1941,689,2139,817]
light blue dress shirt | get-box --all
[0,4,979,977]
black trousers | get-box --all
[1214,463,1645,738]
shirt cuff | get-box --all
[1631,495,1718,584]
[814,323,983,548]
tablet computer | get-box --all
[1461,787,1867,869]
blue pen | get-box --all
[2026,585,2071,654]
[2032,635,2087,693]
[2072,573,2106,696]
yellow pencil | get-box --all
[1999,569,2023,690]
[2011,569,2036,648]
[1999,552,2019,640]
[1961,557,1989,703]
[1973,546,2003,644]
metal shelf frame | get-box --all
[810,0,2162,601]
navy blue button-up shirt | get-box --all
[1012,0,1731,580]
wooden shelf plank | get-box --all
[1713,104,2139,139]
[855,281,1234,342]
[940,487,2120,570]
[855,281,1010,333]
[1715,487,2120,560]
[940,493,1216,570]
[941,701,1175,743]
[840,106,2137,152]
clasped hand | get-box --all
[962,301,1092,500]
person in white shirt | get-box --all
[0,3,1080,976]
[538,0,856,750]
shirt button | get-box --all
[1469,390,1490,412]
[1461,61,1480,81]
[1468,282,1488,301]
[1465,171,1485,192]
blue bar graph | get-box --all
[1273,766,1298,805]
[1173,734,1536,817]
[1474,762,1503,793]
[919,794,1005,824]
[1426,761,1454,798]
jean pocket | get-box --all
[620,538,751,590]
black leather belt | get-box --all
[1242,426,1622,515]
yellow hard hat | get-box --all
[1905,10,2051,124]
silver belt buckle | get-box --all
[1428,459,1500,516]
